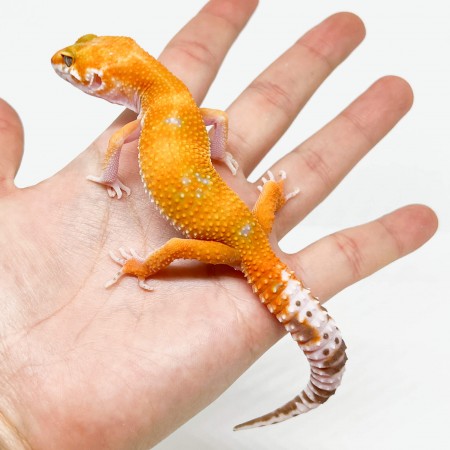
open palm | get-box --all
[0,1,437,449]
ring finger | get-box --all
[271,75,414,238]
[226,12,366,176]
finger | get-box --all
[0,99,24,194]
[92,1,258,165]
[159,0,258,103]
[287,205,438,301]
[226,12,366,176]
[272,76,414,238]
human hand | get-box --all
[0,0,437,449]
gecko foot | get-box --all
[105,248,153,291]
[87,175,131,199]
[257,170,300,201]
[223,151,239,175]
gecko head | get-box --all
[51,34,143,110]
[51,34,102,91]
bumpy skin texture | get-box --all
[51,35,347,430]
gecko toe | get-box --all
[138,277,153,291]
[224,151,239,175]
[285,187,300,201]
[105,270,124,288]
[109,249,127,265]
[86,174,130,199]
[130,248,145,262]
[119,247,133,260]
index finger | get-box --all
[159,0,258,103]
[103,0,257,143]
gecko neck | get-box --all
[137,58,192,112]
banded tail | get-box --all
[234,260,347,430]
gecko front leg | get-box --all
[201,108,239,175]
[87,118,141,198]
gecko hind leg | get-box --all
[87,118,141,199]
[106,238,241,290]
[252,170,300,235]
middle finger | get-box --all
[227,12,366,176]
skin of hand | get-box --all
[0,1,438,449]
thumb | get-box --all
[0,99,24,194]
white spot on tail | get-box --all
[281,269,291,282]
[281,271,314,315]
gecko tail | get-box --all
[233,352,346,431]
[236,262,348,430]
[233,395,317,431]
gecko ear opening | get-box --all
[89,72,103,90]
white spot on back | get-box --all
[240,223,252,237]
[195,172,210,185]
[165,117,182,127]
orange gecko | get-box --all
[51,34,347,430]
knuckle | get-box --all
[341,109,374,146]
[248,79,294,116]
[167,38,217,69]
[330,231,364,280]
[298,146,333,190]
[296,36,334,70]
[297,39,335,70]
[201,5,242,35]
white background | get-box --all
[1,1,449,449]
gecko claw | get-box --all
[105,270,124,288]
[256,169,300,202]
[223,151,239,175]
[109,249,127,265]
[117,247,144,262]
[119,247,133,260]
[285,187,300,201]
[87,175,131,199]
[130,248,145,261]
[107,248,151,290]
[257,170,280,191]
[138,278,153,291]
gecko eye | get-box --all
[62,55,73,67]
